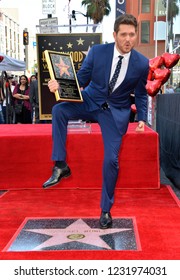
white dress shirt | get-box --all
[109,46,131,92]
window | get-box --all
[141,21,150,43]
[142,0,150,13]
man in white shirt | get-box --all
[43,14,149,229]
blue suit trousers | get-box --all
[52,100,125,212]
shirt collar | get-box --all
[114,46,131,61]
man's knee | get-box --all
[52,103,66,119]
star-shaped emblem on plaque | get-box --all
[55,57,70,77]
[5,217,140,251]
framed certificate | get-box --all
[44,50,83,102]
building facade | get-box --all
[125,0,166,58]
[0,8,21,60]
[120,0,180,86]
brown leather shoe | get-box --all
[43,165,71,189]
[99,211,112,229]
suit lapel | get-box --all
[105,43,114,87]
[118,49,137,88]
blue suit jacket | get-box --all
[77,43,149,133]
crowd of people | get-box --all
[0,73,42,124]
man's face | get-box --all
[113,24,137,54]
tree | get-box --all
[81,0,111,32]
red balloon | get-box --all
[161,52,180,68]
[147,69,154,81]
[154,68,171,85]
[146,79,162,97]
[131,104,137,113]
[149,56,164,71]
[0,55,4,62]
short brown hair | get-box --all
[114,14,138,33]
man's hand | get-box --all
[135,121,145,132]
[48,79,59,93]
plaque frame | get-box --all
[44,50,83,102]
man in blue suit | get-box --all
[43,14,149,229]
